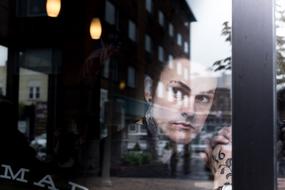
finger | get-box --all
[211,135,230,147]
[218,127,232,142]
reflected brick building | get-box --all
[0,0,200,176]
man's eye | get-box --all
[195,95,210,104]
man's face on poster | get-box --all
[150,59,217,144]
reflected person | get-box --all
[144,59,216,146]
[143,58,232,189]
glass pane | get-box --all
[0,45,7,96]
[0,0,232,190]
[18,49,50,161]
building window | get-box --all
[105,0,115,25]
[177,33,182,46]
[157,81,164,98]
[29,86,40,100]
[140,125,147,134]
[184,42,189,53]
[146,0,152,13]
[168,54,174,69]
[127,67,136,88]
[128,20,136,41]
[16,0,46,17]
[145,34,152,53]
[158,11,164,26]
[35,86,40,99]
[169,23,174,37]
[158,46,164,62]
[128,124,138,133]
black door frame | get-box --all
[232,0,276,189]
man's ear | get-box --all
[144,76,153,103]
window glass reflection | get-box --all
[0,0,232,190]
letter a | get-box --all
[69,182,89,190]
[34,175,58,190]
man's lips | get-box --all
[169,121,196,130]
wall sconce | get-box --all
[90,18,102,40]
[46,0,61,17]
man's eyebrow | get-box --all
[199,89,215,94]
[168,80,191,92]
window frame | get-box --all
[232,0,276,189]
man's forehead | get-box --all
[190,77,217,93]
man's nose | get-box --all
[181,96,195,117]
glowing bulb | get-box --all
[46,0,61,17]
[90,18,102,40]
[119,81,126,90]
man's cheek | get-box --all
[196,115,207,124]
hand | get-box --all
[210,127,232,148]
[206,127,232,189]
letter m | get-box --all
[0,164,30,183]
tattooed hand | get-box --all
[207,127,232,190]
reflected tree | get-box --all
[276,2,285,84]
[213,8,285,85]
[212,21,231,72]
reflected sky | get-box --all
[0,45,7,66]
[187,0,232,68]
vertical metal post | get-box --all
[232,0,276,189]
